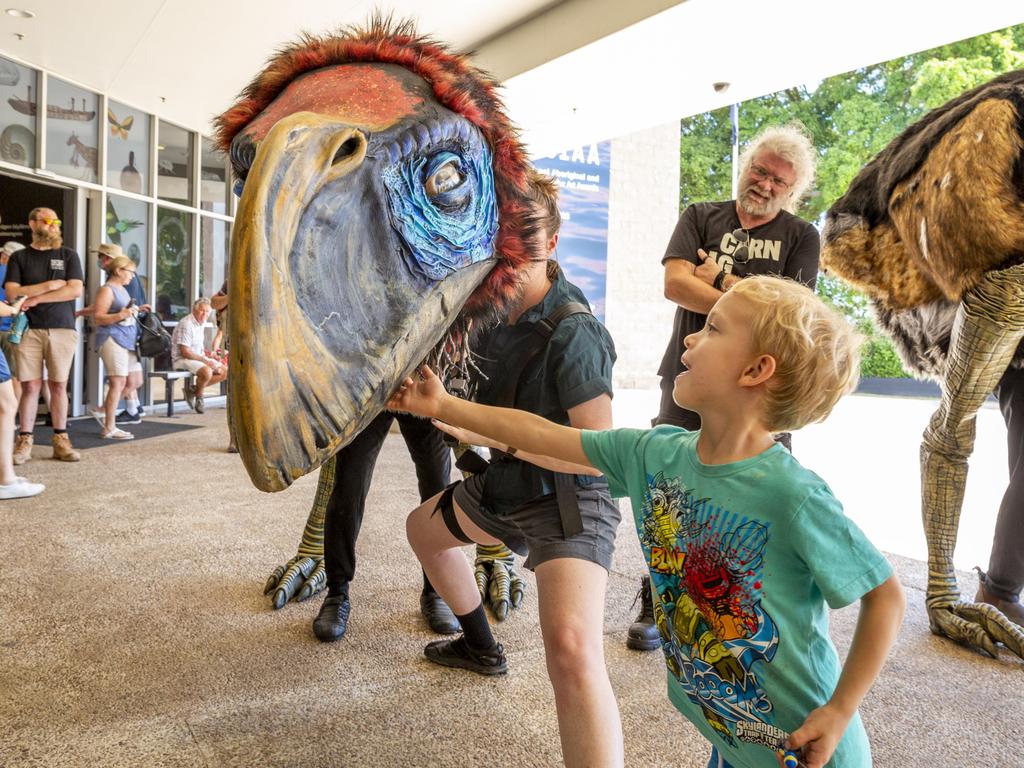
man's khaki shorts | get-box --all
[174,358,208,375]
[16,328,78,382]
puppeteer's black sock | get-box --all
[423,571,436,594]
[18,431,31,437]
[456,603,496,651]
[53,428,67,435]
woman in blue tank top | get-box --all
[90,255,140,439]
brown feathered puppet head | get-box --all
[215,17,544,491]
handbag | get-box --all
[135,311,172,358]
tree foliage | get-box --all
[679,24,1024,377]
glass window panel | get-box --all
[0,55,38,168]
[158,122,192,205]
[106,194,150,299]
[156,207,191,322]
[199,215,229,299]
[200,137,228,214]
[44,76,99,182]
[107,100,149,194]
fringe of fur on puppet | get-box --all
[873,299,1024,382]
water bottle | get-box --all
[8,311,28,345]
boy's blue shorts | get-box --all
[0,346,11,384]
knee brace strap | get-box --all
[434,483,473,544]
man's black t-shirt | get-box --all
[657,201,820,380]
[6,246,84,330]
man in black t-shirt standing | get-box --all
[5,207,84,464]
[626,125,822,651]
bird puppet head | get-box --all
[215,17,546,491]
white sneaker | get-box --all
[0,478,45,499]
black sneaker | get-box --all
[115,409,143,425]
[313,595,351,642]
[626,575,661,651]
[420,589,460,634]
[424,636,507,676]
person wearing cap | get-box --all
[80,243,150,425]
[4,207,84,464]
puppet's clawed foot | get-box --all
[474,544,526,621]
[927,602,1024,659]
[264,555,326,609]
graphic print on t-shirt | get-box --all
[706,230,783,273]
[641,471,786,753]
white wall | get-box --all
[604,120,680,390]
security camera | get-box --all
[712,81,730,94]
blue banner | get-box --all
[532,142,611,321]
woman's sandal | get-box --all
[101,428,134,440]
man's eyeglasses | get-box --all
[34,217,61,227]
[731,228,750,264]
[748,164,792,191]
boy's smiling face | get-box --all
[673,291,762,414]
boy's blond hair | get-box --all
[730,276,862,432]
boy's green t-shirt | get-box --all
[582,426,892,768]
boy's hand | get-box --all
[387,364,448,418]
[784,703,850,768]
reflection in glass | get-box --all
[107,100,150,194]
[199,216,229,300]
[106,194,150,299]
[156,207,191,321]
[0,55,37,168]
[158,122,192,205]
[45,76,99,182]
[200,137,228,214]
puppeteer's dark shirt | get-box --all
[658,201,820,381]
[472,264,616,515]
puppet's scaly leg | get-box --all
[263,456,332,608]
[921,262,1024,658]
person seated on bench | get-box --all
[170,298,226,414]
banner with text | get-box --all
[532,141,611,321]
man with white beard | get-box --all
[5,207,84,464]
[626,124,822,651]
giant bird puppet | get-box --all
[214,19,541,613]
[822,70,1024,659]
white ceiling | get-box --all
[1,1,1022,156]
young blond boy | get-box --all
[389,276,905,768]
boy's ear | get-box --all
[739,354,776,388]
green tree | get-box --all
[679,24,1024,377]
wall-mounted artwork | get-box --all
[107,99,149,194]
[45,77,98,181]
[0,55,37,168]
[108,107,134,140]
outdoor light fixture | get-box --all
[5,8,35,18]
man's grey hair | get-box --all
[738,123,816,212]
[193,298,212,310]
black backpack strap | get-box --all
[489,301,592,409]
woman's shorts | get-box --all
[99,337,139,377]
[452,473,620,571]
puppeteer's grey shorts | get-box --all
[452,473,620,571]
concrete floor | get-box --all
[1,395,1022,767]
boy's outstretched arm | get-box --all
[785,574,905,767]
[388,365,595,470]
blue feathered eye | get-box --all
[383,140,498,282]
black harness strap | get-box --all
[489,299,593,539]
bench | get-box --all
[147,370,195,417]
